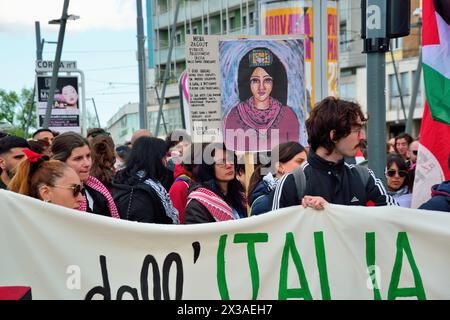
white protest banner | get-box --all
[0,189,449,300]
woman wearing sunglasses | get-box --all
[8,149,84,210]
[52,132,120,218]
[385,154,412,208]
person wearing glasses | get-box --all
[272,97,397,211]
[8,149,84,210]
[51,132,120,219]
[223,47,300,152]
[184,143,247,224]
[385,154,412,208]
[408,140,420,168]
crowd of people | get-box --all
[0,97,448,225]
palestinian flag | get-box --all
[412,0,450,208]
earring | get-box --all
[44,199,50,203]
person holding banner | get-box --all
[8,149,84,210]
[247,141,307,216]
[51,132,120,219]
[184,143,246,223]
[272,97,397,211]
[223,47,300,151]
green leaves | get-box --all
[0,88,36,138]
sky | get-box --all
[0,0,144,127]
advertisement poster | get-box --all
[36,76,80,133]
[327,2,338,97]
[220,37,306,152]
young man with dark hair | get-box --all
[272,96,397,210]
[394,132,413,160]
[32,128,55,145]
[0,135,30,189]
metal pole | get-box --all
[35,21,43,60]
[78,69,87,136]
[90,98,101,127]
[389,41,407,122]
[155,0,181,137]
[43,0,70,129]
[226,0,229,34]
[154,85,168,133]
[406,52,422,135]
[137,0,148,129]
[406,21,422,136]
[313,0,323,102]
[367,47,387,182]
[254,0,260,34]
[25,21,43,138]
[364,0,389,183]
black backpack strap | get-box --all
[292,164,307,202]
[353,165,370,187]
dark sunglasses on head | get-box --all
[386,170,407,178]
[53,184,84,197]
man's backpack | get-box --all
[290,163,371,202]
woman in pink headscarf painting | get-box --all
[223,47,299,152]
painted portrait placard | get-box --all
[220,37,306,152]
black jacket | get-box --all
[272,151,397,209]
[84,185,114,217]
[419,180,450,212]
[184,183,217,224]
[112,181,174,224]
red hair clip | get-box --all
[22,148,44,163]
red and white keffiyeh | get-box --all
[79,176,120,219]
[187,187,235,222]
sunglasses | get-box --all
[53,184,84,197]
[386,170,407,178]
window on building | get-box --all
[339,22,350,52]
[229,16,235,30]
[222,19,227,33]
[192,26,198,35]
[412,70,422,106]
[204,25,209,34]
[400,71,411,108]
[176,31,182,46]
[340,82,356,100]
[249,11,254,25]
[243,15,247,28]
[389,74,399,110]
[391,38,403,50]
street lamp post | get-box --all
[42,0,79,129]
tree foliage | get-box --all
[0,88,36,138]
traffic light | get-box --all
[387,0,410,38]
[361,0,410,39]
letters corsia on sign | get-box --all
[0,189,449,300]
[36,60,77,72]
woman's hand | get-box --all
[302,195,328,210]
